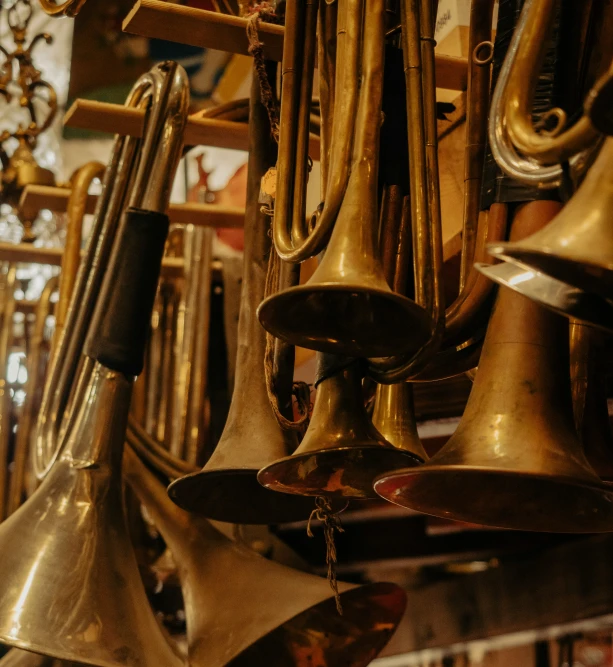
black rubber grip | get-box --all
[86,207,169,376]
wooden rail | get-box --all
[20,185,245,229]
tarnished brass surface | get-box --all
[126,447,406,666]
[0,364,182,667]
[168,66,316,524]
[259,0,430,359]
[258,360,422,499]
[489,138,613,302]
[375,201,613,533]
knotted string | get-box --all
[246,2,281,142]
[307,496,346,614]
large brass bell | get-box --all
[258,354,424,499]
[257,0,430,359]
[125,446,407,667]
[488,138,613,302]
[375,201,613,532]
[167,69,316,524]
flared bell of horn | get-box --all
[476,259,613,333]
[372,383,428,461]
[125,446,406,667]
[167,71,317,524]
[375,201,613,533]
[0,363,182,667]
[257,0,429,359]
[488,138,613,300]
[258,355,423,499]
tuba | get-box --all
[374,200,613,532]
[0,61,188,666]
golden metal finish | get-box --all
[38,0,87,16]
[55,162,105,348]
[168,67,317,523]
[488,138,613,305]
[258,357,423,499]
[258,0,430,359]
[126,446,407,666]
[375,201,613,533]
[0,364,182,667]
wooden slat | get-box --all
[63,100,321,159]
[19,185,245,229]
[0,242,184,277]
[122,0,468,92]
[123,0,285,61]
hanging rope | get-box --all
[307,496,346,615]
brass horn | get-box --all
[125,445,406,666]
[257,0,430,359]
[374,200,613,532]
[0,61,188,666]
[487,137,613,308]
[167,63,317,523]
[259,353,423,499]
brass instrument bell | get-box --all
[258,354,423,499]
[126,446,407,667]
[258,0,430,359]
[168,64,316,523]
[487,138,613,303]
[375,201,613,532]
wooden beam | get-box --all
[124,0,284,61]
[0,242,184,277]
[63,100,321,159]
[379,534,613,660]
[20,185,246,229]
[122,0,468,91]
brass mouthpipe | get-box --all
[0,265,16,520]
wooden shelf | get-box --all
[0,242,184,277]
[122,0,468,91]
[64,100,321,159]
[20,185,245,229]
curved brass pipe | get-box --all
[53,161,105,351]
[505,0,600,166]
[7,274,58,515]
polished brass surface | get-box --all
[570,322,613,483]
[0,364,182,667]
[258,0,430,359]
[476,259,613,334]
[258,359,422,499]
[488,138,613,302]
[488,0,602,186]
[55,162,105,348]
[372,383,428,461]
[0,649,54,666]
[375,201,613,533]
[126,446,407,666]
[168,67,316,524]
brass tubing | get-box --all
[0,265,16,520]
[505,0,600,165]
[7,275,58,515]
[54,161,105,351]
